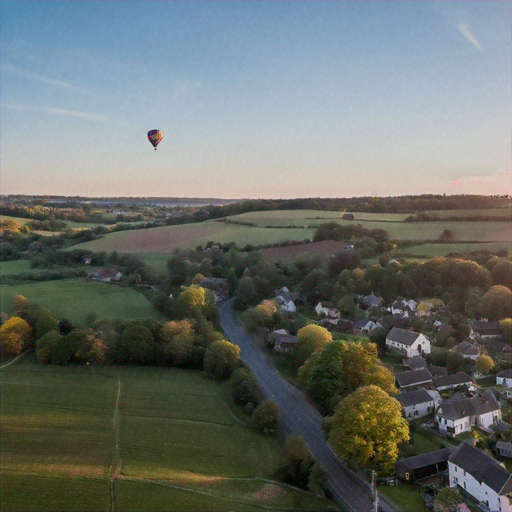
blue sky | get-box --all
[1,0,510,198]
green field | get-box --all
[0,260,32,276]
[0,360,334,512]
[396,242,512,257]
[0,279,164,324]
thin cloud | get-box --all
[446,174,510,194]
[2,102,111,122]
[1,63,93,94]
[456,21,483,51]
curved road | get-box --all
[220,299,399,512]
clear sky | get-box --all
[1,0,510,199]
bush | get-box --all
[231,368,262,413]
[252,399,280,433]
[0,316,31,355]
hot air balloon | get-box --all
[147,129,163,150]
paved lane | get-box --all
[220,299,399,512]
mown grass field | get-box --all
[0,260,32,276]
[0,279,164,324]
[0,359,334,512]
[396,241,512,257]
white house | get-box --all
[456,341,481,360]
[396,389,436,419]
[315,301,340,319]
[449,442,512,512]
[276,291,300,313]
[497,369,512,399]
[385,327,431,358]
[395,368,433,392]
[353,319,382,334]
[436,390,502,437]
[469,320,502,340]
[434,372,473,392]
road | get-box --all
[220,299,399,512]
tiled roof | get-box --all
[434,372,472,388]
[437,390,500,421]
[396,388,433,408]
[396,447,454,473]
[449,442,511,495]
[395,368,433,388]
[386,327,420,346]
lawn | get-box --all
[0,360,334,512]
[378,483,429,512]
[0,279,164,324]
[397,242,511,257]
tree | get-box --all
[117,324,155,364]
[231,367,262,413]
[203,339,241,379]
[252,399,280,433]
[341,341,378,393]
[363,365,397,395]
[58,318,74,335]
[308,463,329,497]
[433,487,461,512]
[480,286,512,321]
[475,354,494,374]
[35,309,59,340]
[12,294,30,316]
[1,316,31,355]
[328,385,409,473]
[160,319,195,366]
[491,259,512,289]
[173,285,216,321]
[500,318,512,342]
[276,435,314,490]
[295,324,332,367]
[369,327,389,354]
[36,330,61,364]
[308,340,346,410]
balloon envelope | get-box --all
[147,129,163,149]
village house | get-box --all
[361,293,383,308]
[385,327,431,358]
[428,364,448,378]
[315,301,341,319]
[353,319,382,335]
[497,442,512,459]
[198,277,230,302]
[395,368,433,392]
[395,447,455,483]
[390,300,413,317]
[448,442,512,512]
[275,291,300,313]
[434,372,472,392]
[497,369,512,399]
[403,355,427,370]
[396,388,437,419]
[272,334,298,355]
[469,320,502,340]
[456,341,481,360]
[90,268,122,283]
[436,390,502,436]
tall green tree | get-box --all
[203,339,241,379]
[328,385,409,473]
[252,399,280,434]
[117,324,155,365]
[160,319,195,366]
[475,354,494,374]
[480,286,512,320]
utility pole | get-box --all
[371,470,379,512]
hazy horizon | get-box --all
[1,1,510,199]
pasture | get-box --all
[0,360,334,512]
[0,260,32,276]
[259,240,347,263]
[397,242,512,257]
[0,279,164,324]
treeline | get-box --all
[405,213,511,222]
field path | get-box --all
[0,349,34,369]
[109,375,122,512]
[220,299,399,512]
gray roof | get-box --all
[471,320,502,336]
[407,355,427,369]
[396,447,455,474]
[456,341,479,356]
[428,364,448,378]
[387,327,421,346]
[498,369,512,379]
[395,368,433,388]
[396,388,433,408]
[434,372,472,388]
[362,294,382,306]
[449,442,512,495]
[437,390,500,421]
[277,292,300,302]
[319,301,335,308]
[496,441,512,451]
